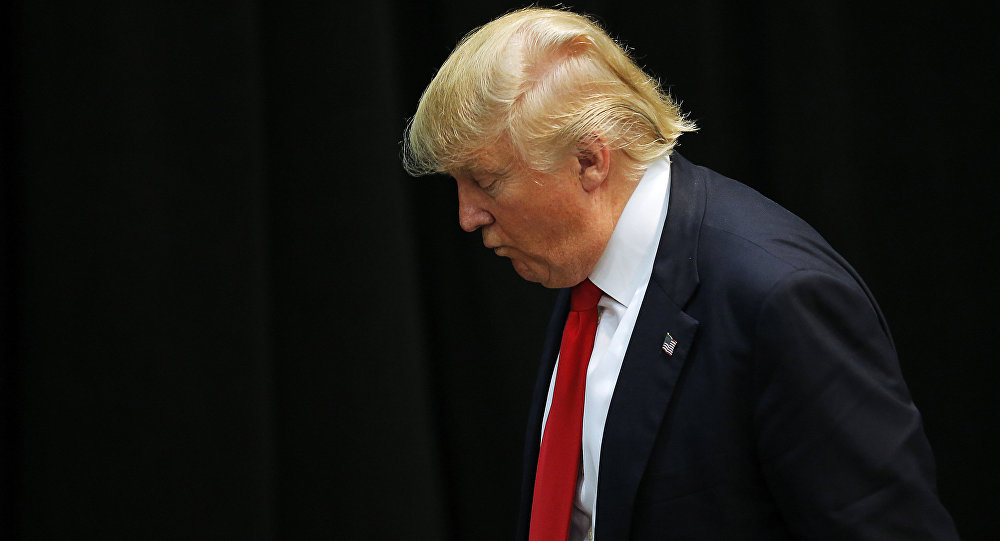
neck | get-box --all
[605,157,646,228]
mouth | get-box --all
[483,234,507,256]
[486,243,508,257]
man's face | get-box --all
[451,151,610,289]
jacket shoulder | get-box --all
[692,166,861,296]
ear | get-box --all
[576,137,611,192]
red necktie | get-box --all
[529,279,603,541]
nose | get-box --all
[457,178,495,232]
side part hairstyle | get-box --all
[403,7,696,177]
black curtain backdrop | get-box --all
[2,1,996,540]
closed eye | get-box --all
[476,176,501,196]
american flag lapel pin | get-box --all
[662,332,677,356]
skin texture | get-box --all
[452,141,639,288]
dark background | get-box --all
[2,1,997,539]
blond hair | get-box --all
[403,7,696,177]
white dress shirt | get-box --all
[540,156,672,540]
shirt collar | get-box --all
[589,156,671,307]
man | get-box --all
[404,7,958,541]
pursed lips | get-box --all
[483,231,510,256]
[485,241,507,257]
[482,234,501,250]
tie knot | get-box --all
[570,279,603,311]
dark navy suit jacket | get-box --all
[516,155,959,540]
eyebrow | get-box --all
[479,165,512,178]
[457,156,514,180]
[458,164,510,181]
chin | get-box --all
[509,257,581,288]
[511,259,547,285]
[542,270,591,290]
[540,277,578,289]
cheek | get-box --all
[512,213,569,252]
[498,180,584,251]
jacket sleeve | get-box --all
[751,269,959,540]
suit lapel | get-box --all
[595,154,706,540]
